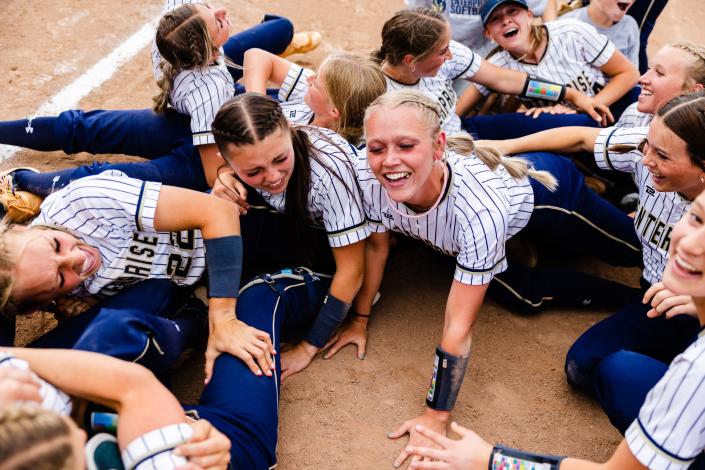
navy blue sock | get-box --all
[0,117,61,151]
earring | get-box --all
[700,174,705,184]
[410,64,416,73]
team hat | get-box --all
[480,0,529,27]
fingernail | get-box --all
[173,448,182,456]
[256,370,262,376]
[322,355,329,360]
[387,432,394,438]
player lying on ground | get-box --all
[151,0,321,187]
[0,172,273,384]
[330,89,642,467]
[455,0,640,139]
[372,7,615,140]
[480,90,705,434]
[0,350,231,470]
[407,185,705,470]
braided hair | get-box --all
[670,42,705,89]
[153,4,217,113]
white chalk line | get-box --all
[0,15,161,163]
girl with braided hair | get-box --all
[331,89,641,467]
[208,92,371,380]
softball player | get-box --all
[373,8,609,138]
[406,185,705,470]
[209,93,371,379]
[0,170,275,385]
[333,90,640,467]
[482,90,705,433]
[457,0,640,140]
[404,0,556,59]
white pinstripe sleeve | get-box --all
[625,335,705,470]
[309,133,371,247]
[122,423,193,470]
[593,126,647,174]
[278,63,315,124]
[32,171,162,236]
[0,354,73,416]
[441,41,482,82]
[182,73,231,146]
[453,186,508,285]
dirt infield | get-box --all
[2,1,704,468]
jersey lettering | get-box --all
[634,203,672,252]
[448,0,482,16]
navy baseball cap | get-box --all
[480,0,529,27]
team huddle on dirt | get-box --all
[2,0,705,468]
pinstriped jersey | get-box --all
[254,127,370,248]
[625,330,705,469]
[279,63,315,125]
[616,102,653,128]
[357,150,534,285]
[475,19,616,107]
[151,0,234,146]
[385,40,482,135]
[123,423,193,470]
[32,171,206,298]
[594,126,689,285]
[0,353,72,416]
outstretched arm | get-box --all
[3,348,184,448]
[477,126,601,155]
[281,239,366,379]
[407,422,646,470]
[323,231,390,360]
[242,48,294,94]
[390,280,489,468]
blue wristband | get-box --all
[204,236,243,298]
[426,346,470,411]
[304,293,351,348]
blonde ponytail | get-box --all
[446,134,558,191]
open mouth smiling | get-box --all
[503,27,519,39]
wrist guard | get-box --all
[426,346,470,411]
[304,293,351,348]
[521,75,566,102]
[490,444,564,470]
[204,236,243,298]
